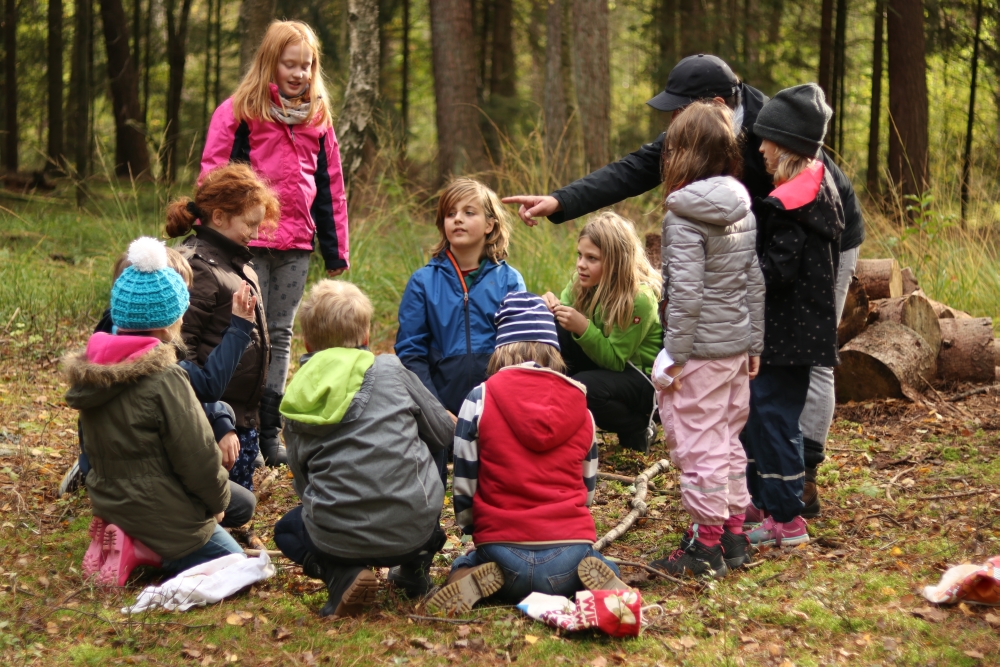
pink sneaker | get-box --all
[82,517,109,579]
[96,525,162,587]
[747,516,809,548]
[743,504,768,526]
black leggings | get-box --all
[557,324,654,450]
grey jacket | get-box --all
[283,353,453,560]
[661,176,765,364]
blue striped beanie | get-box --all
[494,291,560,350]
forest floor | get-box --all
[1,328,999,667]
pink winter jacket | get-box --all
[200,84,349,271]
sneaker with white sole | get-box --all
[746,516,809,547]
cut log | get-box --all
[856,258,902,299]
[871,293,941,356]
[994,339,1000,366]
[937,318,995,384]
[835,321,936,402]
[838,276,870,347]
[900,267,919,295]
[914,289,971,319]
[645,232,661,270]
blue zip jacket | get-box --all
[395,253,525,414]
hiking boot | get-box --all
[426,562,504,615]
[649,540,728,579]
[259,390,288,467]
[319,567,379,618]
[720,530,754,570]
[747,516,809,548]
[387,561,434,598]
[802,467,820,518]
[743,504,767,526]
[577,557,629,591]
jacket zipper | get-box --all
[445,250,472,355]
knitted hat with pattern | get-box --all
[111,237,190,331]
[494,291,560,350]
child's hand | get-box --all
[748,355,760,380]
[662,364,684,392]
[218,431,240,470]
[214,511,225,523]
[541,291,561,312]
[553,304,589,335]
[446,411,459,425]
[232,281,257,322]
[327,268,346,278]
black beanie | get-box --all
[753,83,832,157]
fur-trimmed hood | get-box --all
[64,333,182,410]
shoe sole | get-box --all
[82,517,108,578]
[426,562,503,615]
[752,533,810,548]
[328,569,379,618]
[96,525,128,587]
[578,557,630,591]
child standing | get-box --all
[427,292,627,615]
[166,164,280,493]
[274,281,453,618]
[542,213,663,453]
[741,84,844,547]
[644,102,765,578]
[201,20,349,467]
[395,178,525,476]
[67,239,241,586]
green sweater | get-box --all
[560,281,662,374]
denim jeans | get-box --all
[161,525,243,572]
[450,544,621,603]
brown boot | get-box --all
[802,467,820,518]
[578,557,630,590]
[426,563,504,615]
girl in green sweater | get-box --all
[542,212,663,452]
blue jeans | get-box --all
[451,544,620,603]
[161,525,243,573]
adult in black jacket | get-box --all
[503,55,864,516]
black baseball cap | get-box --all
[647,54,740,112]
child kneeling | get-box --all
[273,280,454,618]
[428,292,627,615]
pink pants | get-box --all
[658,355,751,526]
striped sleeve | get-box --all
[583,412,598,507]
[453,384,486,536]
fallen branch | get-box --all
[605,558,692,587]
[916,489,985,501]
[947,384,999,402]
[407,614,485,625]
[597,472,636,484]
[254,469,280,501]
[243,548,285,558]
[594,459,670,552]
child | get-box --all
[66,238,242,586]
[542,213,662,453]
[741,84,844,547]
[166,164,280,493]
[427,292,627,615]
[273,280,454,618]
[644,102,765,578]
[201,20,350,467]
[395,178,525,476]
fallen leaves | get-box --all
[911,606,948,623]
[224,610,253,626]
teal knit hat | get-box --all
[111,237,190,331]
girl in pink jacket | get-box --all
[201,20,349,467]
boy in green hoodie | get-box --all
[274,280,454,618]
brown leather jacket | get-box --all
[180,226,270,429]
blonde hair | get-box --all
[771,144,815,185]
[231,21,333,128]
[431,178,512,262]
[571,212,662,334]
[662,101,742,195]
[298,280,373,351]
[111,247,193,287]
[486,342,566,376]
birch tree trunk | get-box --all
[571,0,610,172]
[338,0,379,189]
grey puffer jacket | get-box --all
[661,176,765,364]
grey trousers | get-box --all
[800,246,860,468]
[250,248,312,394]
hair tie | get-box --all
[186,200,203,221]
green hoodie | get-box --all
[280,347,376,425]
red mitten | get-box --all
[575,589,643,637]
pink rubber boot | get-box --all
[82,517,109,579]
[97,525,163,587]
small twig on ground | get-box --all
[594,459,670,551]
[947,384,998,402]
[865,512,905,528]
[2,307,21,333]
[407,614,484,625]
[597,472,636,484]
[827,447,872,453]
[254,469,280,501]
[917,489,984,501]
[889,466,916,486]
[876,538,904,552]
[243,549,285,558]
[606,559,692,587]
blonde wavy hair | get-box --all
[570,212,661,334]
[231,21,333,128]
[431,178,512,263]
[769,143,815,185]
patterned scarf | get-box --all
[270,86,312,125]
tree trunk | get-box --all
[866,0,884,195]
[818,0,833,103]
[544,0,568,184]
[401,0,410,146]
[164,0,194,183]
[68,0,93,194]
[3,0,17,172]
[830,0,846,153]
[913,289,972,320]
[429,0,485,180]
[490,0,515,98]
[202,0,214,128]
[871,293,942,356]
[47,0,64,171]
[679,0,707,56]
[212,0,221,107]
[338,0,379,188]
[960,0,984,225]
[838,276,870,347]
[886,0,929,206]
[651,0,677,135]
[835,322,937,402]
[856,258,902,299]
[238,0,277,77]
[143,0,152,123]
[100,0,151,178]
[937,318,995,384]
[571,0,610,171]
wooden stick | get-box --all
[254,468,280,500]
[243,548,285,558]
[597,472,636,484]
[917,489,985,501]
[594,459,670,551]
[947,385,998,402]
[606,558,692,587]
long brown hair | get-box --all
[661,101,742,195]
[165,164,280,238]
[570,212,661,334]
[769,143,815,185]
[430,178,512,262]
[231,21,333,128]
[486,342,566,376]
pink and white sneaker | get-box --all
[96,525,162,587]
[747,516,809,548]
[81,517,109,579]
